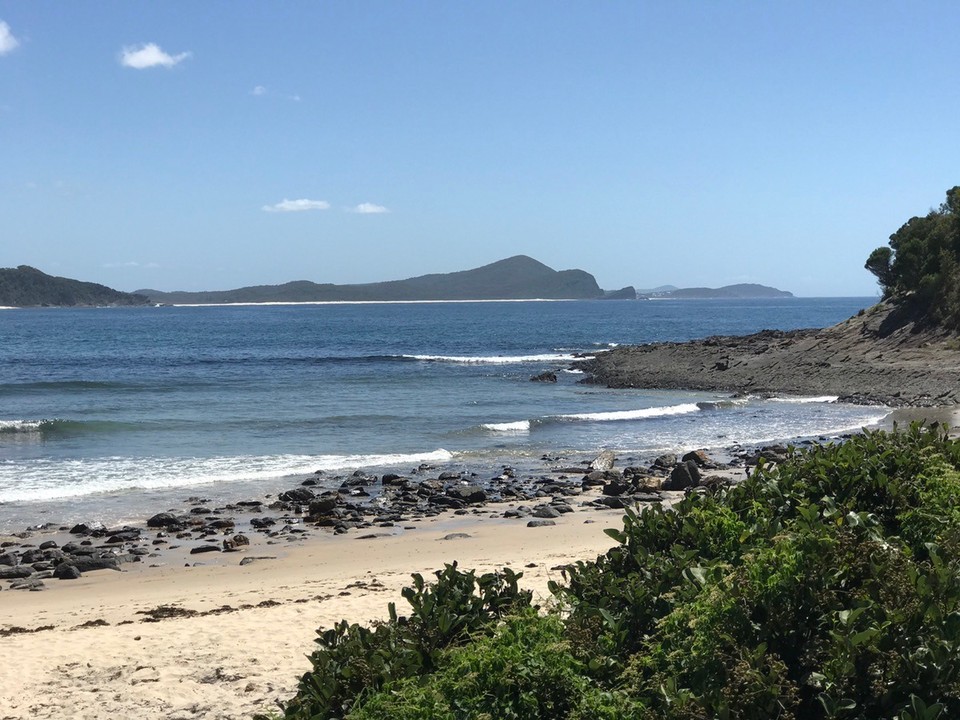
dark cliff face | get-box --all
[139,255,605,304]
[0,266,149,307]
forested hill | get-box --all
[0,266,149,307]
[139,255,605,303]
[641,283,793,299]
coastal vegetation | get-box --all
[139,255,607,303]
[0,265,148,307]
[865,186,960,329]
[276,423,960,719]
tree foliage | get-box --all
[865,186,960,328]
[277,424,960,720]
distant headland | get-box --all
[0,256,797,307]
[0,266,149,308]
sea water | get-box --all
[0,297,887,528]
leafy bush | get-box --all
[864,186,960,329]
[279,563,533,719]
[279,424,960,720]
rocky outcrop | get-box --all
[576,302,960,406]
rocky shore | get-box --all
[0,444,798,595]
[576,301,960,406]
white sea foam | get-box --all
[0,449,454,503]
[557,403,701,422]
[561,369,585,374]
[0,419,45,433]
[171,299,575,307]
[481,420,531,433]
[768,395,840,404]
[403,353,588,365]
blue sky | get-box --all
[1,3,957,297]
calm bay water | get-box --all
[0,297,887,528]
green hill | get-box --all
[641,283,793,299]
[139,255,604,304]
[0,266,149,307]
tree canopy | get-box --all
[865,186,960,329]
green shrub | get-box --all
[278,424,960,720]
[280,563,533,719]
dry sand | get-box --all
[0,502,628,720]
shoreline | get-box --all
[1,414,952,719]
[576,302,960,407]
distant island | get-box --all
[638,283,793,299]
[138,255,615,304]
[0,257,793,307]
[0,266,149,308]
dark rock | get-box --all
[0,566,33,579]
[69,557,121,573]
[440,533,471,541]
[602,479,632,496]
[681,450,712,467]
[526,519,556,528]
[278,487,315,503]
[250,517,276,529]
[308,496,340,515]
[530,371,558,383]
[53,564,82,580]
[69,522,105,535]
[445,485,487,504]
[0,552,17,566]
[147,513,182,529]
[39,540,59,550]
[105,529,141,544]
[594,496,626,509]
[582,471,607,487]
[10,578,45,591]
[663,460,701,491]
[381,473,406,485]
[653,453,677,469]
[532,505,561,519]
[190,545,221,555]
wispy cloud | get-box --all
[0,20,19,55]
[103,261,160,269]
[349,202,390,214]
[262,198,331,213]
[250,85,300,102]
[119,43,191,69]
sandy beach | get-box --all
[1,499,628,720]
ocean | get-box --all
[0,297,888,529]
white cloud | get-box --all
[262,198,331,213]
[349,202,390,214]
[251,85,267,96]
[103,261,160,269]
[0,20,19,55]
[119,43,191,69]
[288,94,301,102]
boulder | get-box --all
[530,371,558,383]
[653,453,677,469]
[53,564,82,580]
[68,557,121,573]
[526,519,556,528]
[532,505,561,519]
[594,496,626,509]
[147,513,183,529]
[190,545,221,555]
[589,450,616,472]
[663,460,701,491]
[278,487,315,503]
[681,450,712,467]
[446,485,488,504]
[0,566,33,579]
